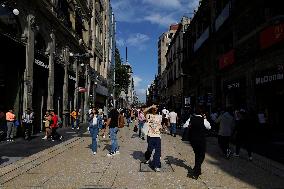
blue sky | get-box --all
[112,0,199,102]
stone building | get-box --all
[0,0,115,132]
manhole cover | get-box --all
[140,162,174,172]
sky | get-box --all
[112,0,199,102]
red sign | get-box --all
[260,23,284,49]
[78,87,87,93]
[219,49,235,69]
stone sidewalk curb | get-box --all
[207,137,284,178]
[0,136,85,185]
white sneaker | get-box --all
[107,152,115,157]
[115,151,120,154]
[71,128,74,130]
[42,136,47,140]
[155,168,161,172]
[233,153,239,157]
[93,152,97,155]
[77,127,80,130]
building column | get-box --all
[84,67,90,122]
[62,47,69,127]
[74,59,79,112]
[47,33,55,110]
[23,15,35,111]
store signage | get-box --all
[260,23,284,49]
[35,59,49,69]
[256,73,284,85]
[219,49,235,69]
[227,82,240,90]
[68,75,76,81]
[184,97,191,106]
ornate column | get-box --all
[62,47,69,127]
[47,32,55,110]
[23,15,35,111]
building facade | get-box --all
[0,0,115,132]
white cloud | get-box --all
[133,76,142,87]
[144,13,177,27]
[116,38,125,47]
[142,0,182,9]
[126,33,150,47]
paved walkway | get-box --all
[1,124,284,189]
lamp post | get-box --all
[70,52,92,124]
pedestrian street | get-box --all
[1,124,284,189]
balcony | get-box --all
[194,27,209,52]
[215,1,232,31]
[95,37,103,58]
[95,5,103,30]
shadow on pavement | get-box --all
[165,156,193,174]
[131,151,145,161]
[0,156,9,165]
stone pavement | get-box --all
[0,124,284,189]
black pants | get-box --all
[235,133,252,157]
[51,127,61,140]
[190,139,206,176]
[218,135,230,155]
[23,123,32,139]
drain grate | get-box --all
[139,162,174,172]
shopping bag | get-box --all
[141,122,149,136]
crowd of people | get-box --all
[0,103,263,180]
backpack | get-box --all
[57,117,63,128]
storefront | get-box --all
[32,52,49,132]
[0,6,25,117]
[223,77,246,109]
[254,65,284,131]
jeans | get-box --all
[23,122,32,139]
[6,121,15,139]
[71,118,79,128]
[218,135,230,155]
[89,126,99,152]
[127,118,131,126]
[138,121,145,138]
[147,137,161,168]
[170,123,176,135]
[110,127,119,153]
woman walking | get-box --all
[143,104,162,172]
[184,107,211,179]
[89,108,102,155]
[42,111,52,140]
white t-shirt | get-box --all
[146,114,162,138]
[162,109,169,118]
[168,111,177,123]
[92,115,98,126]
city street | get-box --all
[1,123,283,189]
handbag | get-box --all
[141,122,149,136]
[133,125,138,132]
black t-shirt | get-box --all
[108,109,119,128]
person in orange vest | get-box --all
[6,109,16,142]
[70,109,79,130]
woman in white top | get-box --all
[143,104,162,172]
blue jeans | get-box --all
[110,127,119,153]
[138,121,145,137]
[89,126,99,152]
[170,123,176,134]
[147,137,161,168]
[71,118,79,128]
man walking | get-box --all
[50,110,63,141]
[22,108,34,140]
[168,109,178,137]
[6,109,16,141]
[216,108,235,158]
[106,106,120,156]
[161,107,169,132]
